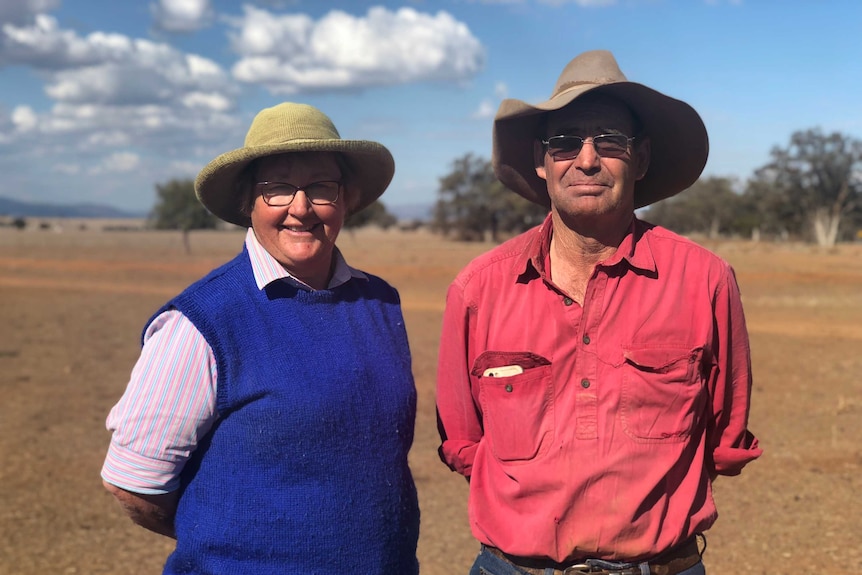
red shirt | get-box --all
[436,214,761,562]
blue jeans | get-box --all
[469,545,707,575]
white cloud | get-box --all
[169,160,201,176]
[537,0,616,5]
[228,6,485,94]
[0,0,60,25]
[470,0,616,4]
[151,0,214,33]
[0,4,485,211]
[1,14,129,68]
[472,82,509,119]
[11,105,38,131]
[181,91,232,112]
[1,15,235,107]
[52,163,80,174]
[494,82,508,99]
[88,151,141,174]
[473,99,495,119]
[0,13,239,142]
[85,131,131,147]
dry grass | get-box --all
[1,226,860,574]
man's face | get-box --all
[535,97,650,225]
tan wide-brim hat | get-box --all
[493,50,709,209]
[196,102,395,227]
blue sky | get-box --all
[1,0,860,215]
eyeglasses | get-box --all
[542,134,635,161]
[256,180,341,207]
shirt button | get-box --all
[581,379,590,389]
[582,334,591,345]
[563,297,573,306]
[505,384,514,393]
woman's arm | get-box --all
[101,310,218,537]
[103,480,179,539]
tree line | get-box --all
[646,129,862,246]
[150,128,861,247]
[430,128,862,247]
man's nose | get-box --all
[573,139,602,169]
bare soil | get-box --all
[0,227,860,574]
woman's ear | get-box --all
[534,140,547,181]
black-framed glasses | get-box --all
[256,180,341,207]
[542,134,635,161]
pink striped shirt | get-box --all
[101,228,366,494]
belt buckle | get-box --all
[561,564,592,575]
[562,566,639,575]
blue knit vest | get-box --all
[149,248,420,575]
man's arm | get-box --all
[707,264,762,476]
[436,281,484,477]
[103,481,179,539]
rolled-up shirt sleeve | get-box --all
[708,265,762,476]
[101,309,218,494]
[436,281,484,477]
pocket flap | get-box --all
[622,346,703,372]
[470,351,551,377]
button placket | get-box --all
[574,270,606,440]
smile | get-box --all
[281,223,319,233]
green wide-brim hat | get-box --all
[493,50,709,209]
[195,102,395,227]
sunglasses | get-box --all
[542,134,635,161]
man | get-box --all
[436,50,761,575]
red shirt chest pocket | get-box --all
[620,345,708,443]
[472,351,553,462]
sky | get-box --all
[1,0,860,216]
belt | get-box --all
[484,536,703,575]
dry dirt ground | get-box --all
[1,226,860,575]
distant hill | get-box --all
[0,194,429,222]
[0,195,143,219]
[387,202,433,222]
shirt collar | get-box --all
[597,218,658,275]
[244,227,367,291]
[513,213,657,281]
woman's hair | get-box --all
[237,160,259,219]
[236,152,358,219]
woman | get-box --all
[101,103,420,574]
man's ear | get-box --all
[534,140,548,181]
[634,136,651,181]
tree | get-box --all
[739,177,798,241]
[345,199,397,230]
[646,176,744,238]
[748,129,862,246]
[149,178,220,252]
[433,153,548,242]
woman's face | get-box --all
[250,152,347,289]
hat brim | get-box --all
[492,81,708,209]
[195,139,395,227]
